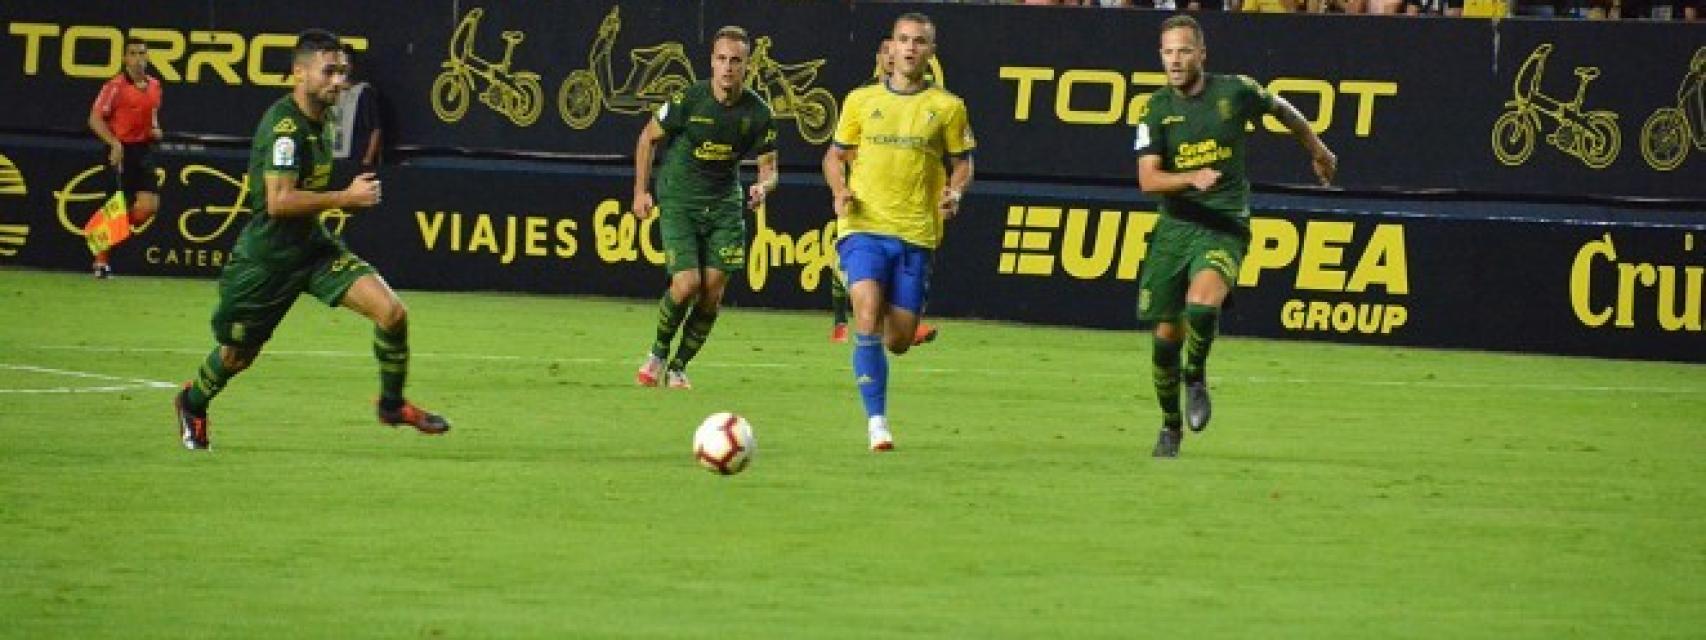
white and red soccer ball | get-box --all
[693,412,755,475]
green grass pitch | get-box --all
[2,269,1702,638]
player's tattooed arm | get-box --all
[1270,96,1337,186]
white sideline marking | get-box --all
[0,363,180,394]
[28,345,1703,395]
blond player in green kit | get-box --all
[631,26,778,390]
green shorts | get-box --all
[210,249,376,348]
[657,201,746,275]
[1136,216,1248,324]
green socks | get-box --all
[652,292,693,359]
[184,347,232,413]
[830,274,850,324]
[1152,336,1182,429]
[1182,303,1220,383]
[667,307,719,372]
[375,322,409,409]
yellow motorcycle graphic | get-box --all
[558,6,697,130]
[745,36,837,144]
[1491,44,1621,169]
[431,8,545,127]
[1640,47,1706,172]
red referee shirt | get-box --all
[92,74,162,144]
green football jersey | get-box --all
[235,95,341,265]
[653,81,777,211]
[1134,73,1275,233]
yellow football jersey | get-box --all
[832,81,975,249]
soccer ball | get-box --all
[693,412,755,475]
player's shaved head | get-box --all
[292,29,343,64]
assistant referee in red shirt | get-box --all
[88,37,164,278]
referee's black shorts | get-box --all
[117,142,159,200]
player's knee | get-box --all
[670,273,701,298]
[1154,322,1183,342]
[377,300,408,333]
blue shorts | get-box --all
[836,232,932,315]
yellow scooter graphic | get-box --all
[430,8,546,127]
[557,6,697,130]
[1491,44,1621,169]
[1640,47,1706,172]
[745,36,838,144]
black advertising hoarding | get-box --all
[3,2,1701,200]
[1,140,1700,362]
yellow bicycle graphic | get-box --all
[0,153,27,257]
[1491,44,1621,169]
[745,36,837,144]
[431,8,545,127]
[557,6,697,130]
[1640,47,1706,172]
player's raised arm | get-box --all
[1270,95,1337,186]
[632,118,666,219]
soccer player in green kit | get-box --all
[1135,15,1336,458]
[632,26,778,389]
[172,30,449,450]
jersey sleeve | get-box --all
[831,90,862,149]
[92,78,120,118]
[943,99,975,158]
[261,115,303,175]
[752,105,778,156]
[1235,75,1276,122]
[656,90,688,136]
[1132,96,1165,157]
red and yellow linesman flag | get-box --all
[82,190,131,255]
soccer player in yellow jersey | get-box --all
[822,12,974,452]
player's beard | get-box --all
[312,85,343,110]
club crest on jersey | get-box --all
[273,118,297,135]
[1217,99,1233,121]
[870,108,883,120]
